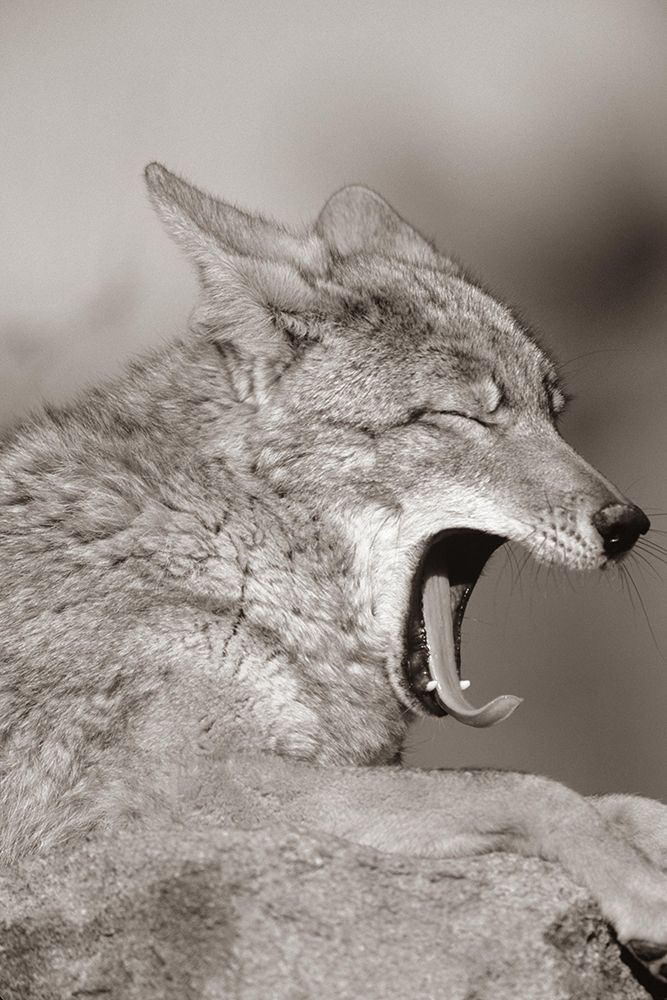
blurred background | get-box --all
[2,1,666,798]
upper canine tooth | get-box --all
[425,679,438,692]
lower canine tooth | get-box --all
[460,679,471,690]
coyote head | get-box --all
[146,165,649,730]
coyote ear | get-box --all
[315,185,437,262]
[145,163,323,404]
[144,162,325,281]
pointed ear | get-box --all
[145,164,325,405]
[144,162,325,280]
[315,185,437,262]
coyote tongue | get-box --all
[422,568,522,728]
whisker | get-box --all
[559,347,631,369]
[640,534,667,551]
[619,564,667,663]
[639,540,667,564]
[497,544,522,602]
[631,550,664,585]
[639,554,667,571]
[514,541,536,580]
[643,532,667,544]
[637,544,667,562]
[643,534,667,548]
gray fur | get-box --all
[1,165,666,982]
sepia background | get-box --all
[2,1,666,799]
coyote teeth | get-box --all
[425,678,470,692]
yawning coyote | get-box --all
[0,165,665,982]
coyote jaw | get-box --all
[402,530,522,728]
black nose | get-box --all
[592,503,650,558]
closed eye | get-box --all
[407,408,491,428]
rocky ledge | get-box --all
[0,823,656,999]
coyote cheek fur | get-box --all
[1,165,666,982]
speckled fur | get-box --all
[2,166,667,980]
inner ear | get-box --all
[204,314,312,409]
[192,257,323,407]
[145,162,327,279]
[316,185,437,262]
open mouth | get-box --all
[402,530,523,728]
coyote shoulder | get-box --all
[0,164,666,981]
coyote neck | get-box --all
[205,485,408,765]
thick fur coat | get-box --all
[1,165,666,982]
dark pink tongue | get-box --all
[422,568,522,728]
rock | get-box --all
[0,824,650,1000]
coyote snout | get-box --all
[467,420,650,573]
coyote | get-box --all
[0,165,665,982]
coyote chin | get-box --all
[0,164,665,983]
